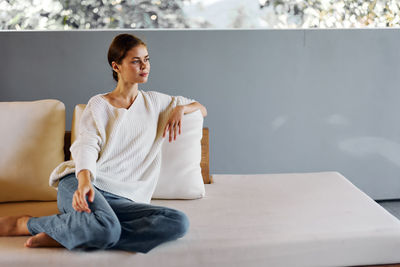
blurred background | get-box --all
[1,0,399,30]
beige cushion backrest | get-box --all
[0,100,65,202]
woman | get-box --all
[0,33,207,253]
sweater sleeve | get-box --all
[175,95,197,106]
[70,102,102,182]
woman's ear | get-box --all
[112,61,120,73]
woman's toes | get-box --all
[24,237,33,247]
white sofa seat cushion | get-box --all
[0,100,65,202]
[1,172,400,266]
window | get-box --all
[1,0,399,30]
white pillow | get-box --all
[71,105,205,199]
[153,109,205,199]
[0,100,65,202]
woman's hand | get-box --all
[73,170,95,213]
[163,106,184,142]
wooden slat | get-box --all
[201,128,211,184]
[64,127,211,184]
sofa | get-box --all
[1,99,400,267]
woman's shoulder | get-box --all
[79,93,112,119]
[82,93,111,111]
[141,90,171,99]
[141,90,173,106]
[87,93,106,105]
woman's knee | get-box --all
[57,174,78,213]
[58,173,78,190]
[166,209,190,239]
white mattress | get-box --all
[1,171,400,267]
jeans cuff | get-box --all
[26,217,37,236]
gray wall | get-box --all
[1,29,400,200]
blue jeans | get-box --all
[27,173,189,253]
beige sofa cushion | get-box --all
[0,100,65,202]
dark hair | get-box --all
[107,34,147,82]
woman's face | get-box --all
[114,45,150,84]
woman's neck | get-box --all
[112,82,139,102]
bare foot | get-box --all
[24,232,63,248]
[0,215,31,236]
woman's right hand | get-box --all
[73,170,95,213]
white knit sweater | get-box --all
[49,90,195,203]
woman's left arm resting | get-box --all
[181,101,207,117]
[163,102,207,142]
